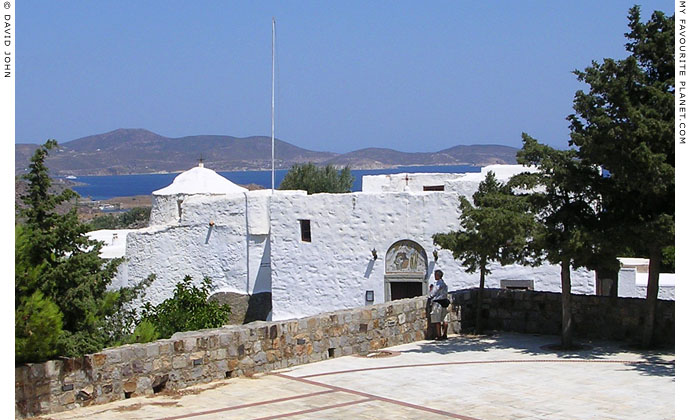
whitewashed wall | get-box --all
[655,274,675,300]
[361,165,538,193]
[123,191,284,307]
[362,173,471,192]
[618,267,675,300]
[111,166,678,321]
[125,224,247,306]
[245,189,275,295]
[149,194,182,226]
[638,284,675,300]
[269,191,594,321]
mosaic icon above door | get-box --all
[385,240,428,275]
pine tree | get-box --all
[510,134,602,348]
[433,171,533,333]
[567,6,674,347]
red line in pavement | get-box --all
[157,389,337,420]
[251,397,374,420]
[275,373,480,420]
[297,358,650,378]
[156,358,666,420]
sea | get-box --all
[69,165,481,200]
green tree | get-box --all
[567,6,674,347]
[139,276,231,339]
[510,134,602,349]
[120,207,151,228]
[16,140,142,359]
[279,163,353,194]
[433,171,534,333]
[15,224,62,363]
[15,224,48,305]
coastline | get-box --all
[48,162,485,178]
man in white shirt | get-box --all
[429,270,449,340]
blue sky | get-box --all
[16,1,672,152]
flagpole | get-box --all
[271,17,276,192]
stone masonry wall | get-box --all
[15,296,461,419]
[452,288,674,345]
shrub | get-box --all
[139,276,231,339]
[127,320,159,344]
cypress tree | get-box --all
[16,140,127,358]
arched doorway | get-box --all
[384,240,428,301]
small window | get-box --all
[423,185,445,191]
[299,219,311,242]
[500,279,534,291]
[177,199,184,221]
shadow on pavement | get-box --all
[399,332,675,378]
[627,354,675,379]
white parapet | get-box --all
[361,164,538,194]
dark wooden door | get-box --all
[390,281,423,300]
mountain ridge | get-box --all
[15,129,518,176]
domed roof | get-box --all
[153,165,248,196]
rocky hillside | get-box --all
[16,129,518,176]
[324,144,518,168]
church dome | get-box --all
[153,165,248,196]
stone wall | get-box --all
[452,288,674,345]
[15,296,461,419]
[18,288,672,418]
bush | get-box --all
[127,320,159,344]
[102,274,155,346]
[138,276,231,340]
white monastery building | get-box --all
[91,164,675,322]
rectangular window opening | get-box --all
[177,199,184,220]
[500,279,534,291]
[299,219,311,242]
[423,185,445,191]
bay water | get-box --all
[70,165,480,200]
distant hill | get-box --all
[324,144,518,168]
[15,129,518,176]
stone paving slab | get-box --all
[34,332,675,420]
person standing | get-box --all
[428,270,449,340]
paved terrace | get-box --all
[34,332,675,420]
